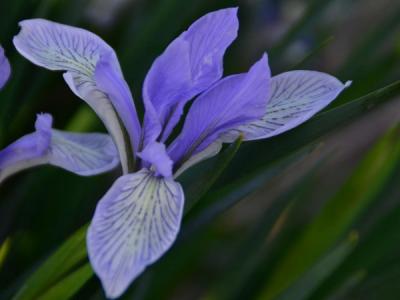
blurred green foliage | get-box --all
[0,0,400,299]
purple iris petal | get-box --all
[168,54,271,166]
[0,114,52,168]
[222,70,352,142]
[0,113,119,182]
[95,53,141,152]
[0,114,52,182]
[138,141,173,178]
[142,7,239,146]
[35,113,53,154]
[13,19,134,173]
[87,169,184,299]
[49,130,119,176]
[0,45,11,90]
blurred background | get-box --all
[0,0,400,299]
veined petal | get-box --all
[222,71,351,142]
[168,54,271,166]
[87,169,184,299]
[137,142,173,178]
[49,130,119,176]
[0,114,119,183]
[13,19,134,173]
[142,7,239,145]
[0,45,11,90]
[95,53,141,152]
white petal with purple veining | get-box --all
[13,19,131,173]
[0,113,119,183]
[49,130,119,176]
[222,71,351,142]
[87,169,184,299]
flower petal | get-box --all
[137,142,173,178]
[0,113,119,183]
[49,130,119,176]
[35,113,53,153]
[0,45,11,90]
[13,19,133,172]
[222,71,351,142]
[87,169,184,299]
[142,7,239,145]
[0,114,52,182]
[94,53,141,152]
[168,54,271,166]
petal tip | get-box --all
[34,113,53,154]
[344,80,352,88]
[35,113,53,132]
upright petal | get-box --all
[142,8,239,145]
[0,114,119,183]
[0,45,11,90]
[222,71,352,142]
[13,19,138,173]
[95,53,141,152]
[168,54,271,166]
[87,169,184,299]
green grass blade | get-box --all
[276,232,358,300]
[0,238,11,270]
[204,157,325,300]
[36,264,92,300]
[256,124,400,300]
[183,143,317,238]
[13,225,88,300]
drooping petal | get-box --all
[0,114,119,183]
[137,142,173,178]
[168,54,271,166]
[142,7,239,146]
[87,169,184,299]
[94,53,141,152]
[13,19,137,173]
[0,45,11,90]
[222,71,352,142]
[49,130,119,176]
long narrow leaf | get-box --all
[257,124,400,300]
[13,225,88,300]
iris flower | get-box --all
[9,7,350,298]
